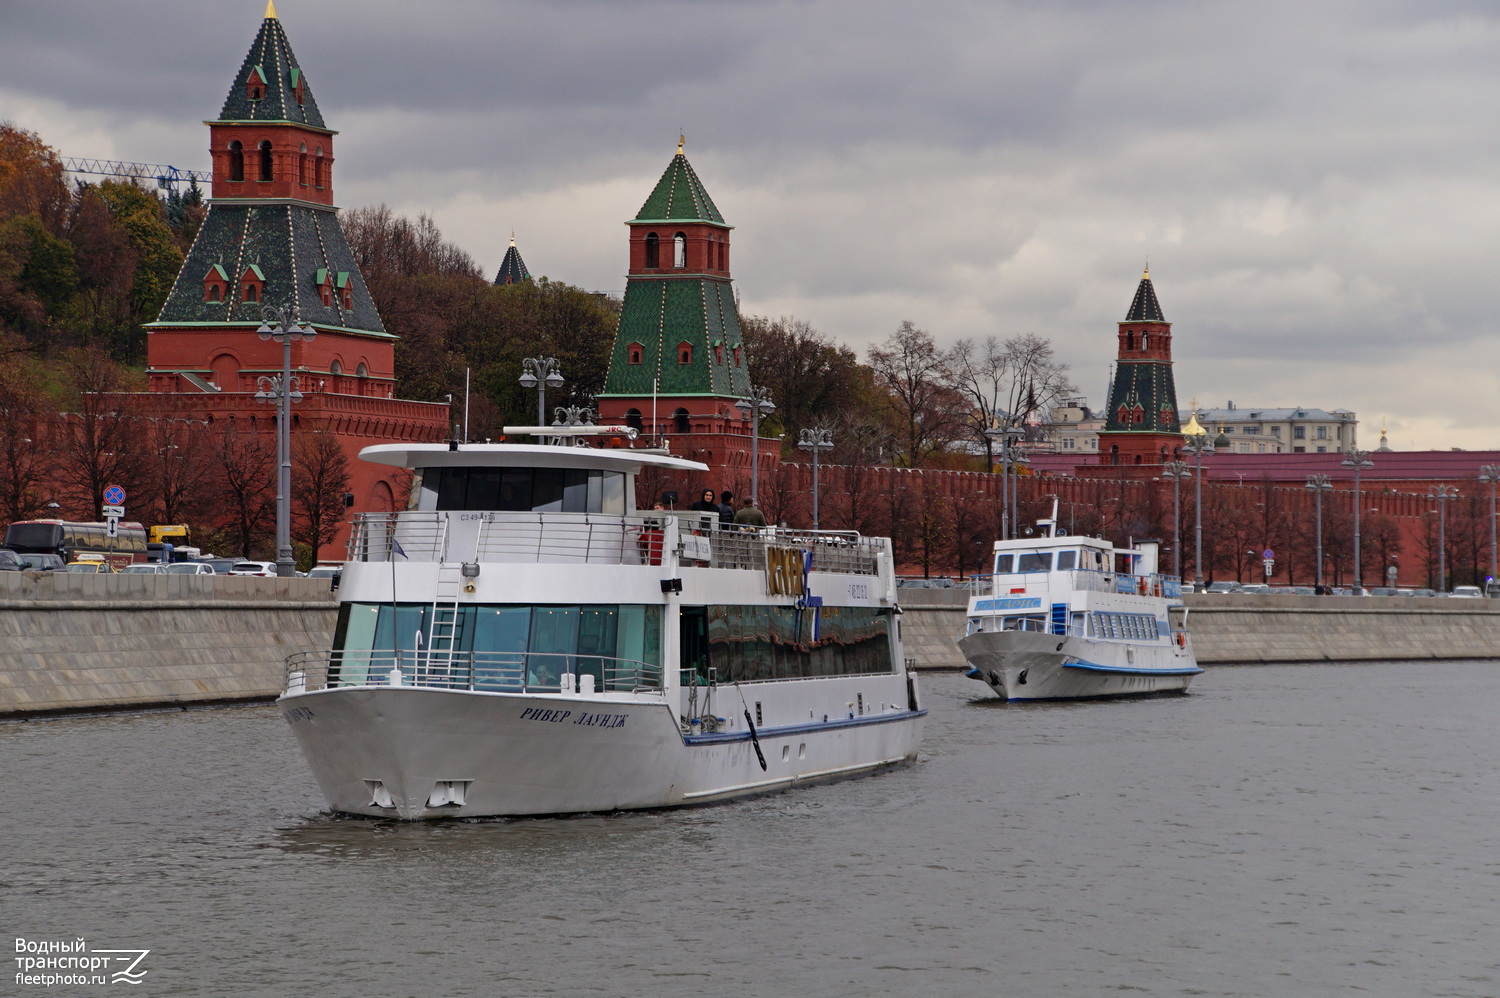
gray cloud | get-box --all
[4,0,1500,448]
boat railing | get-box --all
[284,649,665,696]
[345,509,886,575]
[347,510,450,563]
[979,569,1181,599]
[675,515,884,575]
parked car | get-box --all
[0,549,24,572]
[200,558,238,574]
[1448,585,1483,598]
[1240,583,1273,594]
[1204,581,1241,594]
[120,563,166,574]
[18,553,65,572]
[230,561,278,577]
[164,562,215,575]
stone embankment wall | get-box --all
[0,573,337,715]
[894,588,1500,669]
[7,579,1497,715]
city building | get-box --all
[1183,404,1357,454]
[1036,398,1104,454]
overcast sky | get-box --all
[4,0,1500,450]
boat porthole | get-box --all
[987,670,1001,687]
[1055,642,1064,652]
[1017,669,1028,685]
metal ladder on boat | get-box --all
[425,516,465,683]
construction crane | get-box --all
[62,157,210,193]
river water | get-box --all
[4,663,1498,997]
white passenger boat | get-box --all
[958,510,1201,701]
[278,432,925,819]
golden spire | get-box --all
[265,0,278,18]
[509,230,516,248]
[1142,258,1150,280]
[677,134,685,155]
[1182,412,1206,437]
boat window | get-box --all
[331,602,661,691]
[694,604,893,684]
[993,553,1014,574]
[1056,550,1077,571]
[1017,552,1052,573]
[418,467,627,514]
[1169,606,1188,632]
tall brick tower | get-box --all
[1097,268,1183,466]
[595,140,755,474]
[142,3,447,548]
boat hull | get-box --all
[958,630,1200,701]
[279,686,924,819]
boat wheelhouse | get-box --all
[958,515,1201,701]
[279,436,925,818]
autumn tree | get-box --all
[948,333,1076,466]
[741,315,873,451]
[0,342,48,521]
[212,422,275,558]
[51,347,152,520]
[866,321,965,466]
[292,429,352,567]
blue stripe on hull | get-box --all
[682,708,928,745]
[1062,660,1204,677]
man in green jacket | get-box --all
[733,497,768,527]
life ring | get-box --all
[1176,632,1186,648]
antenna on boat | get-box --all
[1036,496,1059,538]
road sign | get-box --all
[1263,557,1274,578]
[106,518,119,539]
[103,485,126,506]
[102,504,124,518]
[1262,549,1275,560]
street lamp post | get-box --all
[1478,465,1500,588]
[1341,449,1374,594]
[1305,474,1333,589]
[983,422,1024,539]
[1161,461,1191,580]
[1181,421,1215,587]
[255,302,315,578]
[518,357,564,426]
[797,427,835,530]
[734,386,776,506]
[1426,485,1458,591]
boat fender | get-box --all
[965,667,982,680]
[1176,632,1186,648]
[743,708,768,771]
[1017,669,1028,685]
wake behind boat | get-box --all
[959,509,1201,701]
[278,429,925,818]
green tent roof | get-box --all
[634,152,724,224]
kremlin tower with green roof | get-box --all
[596,140,758,474]
[137,3,446,555]
[1096,268,1185,467]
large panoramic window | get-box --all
[413,466,627,514]
[684,604,893,684]
[332,602,661,691]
